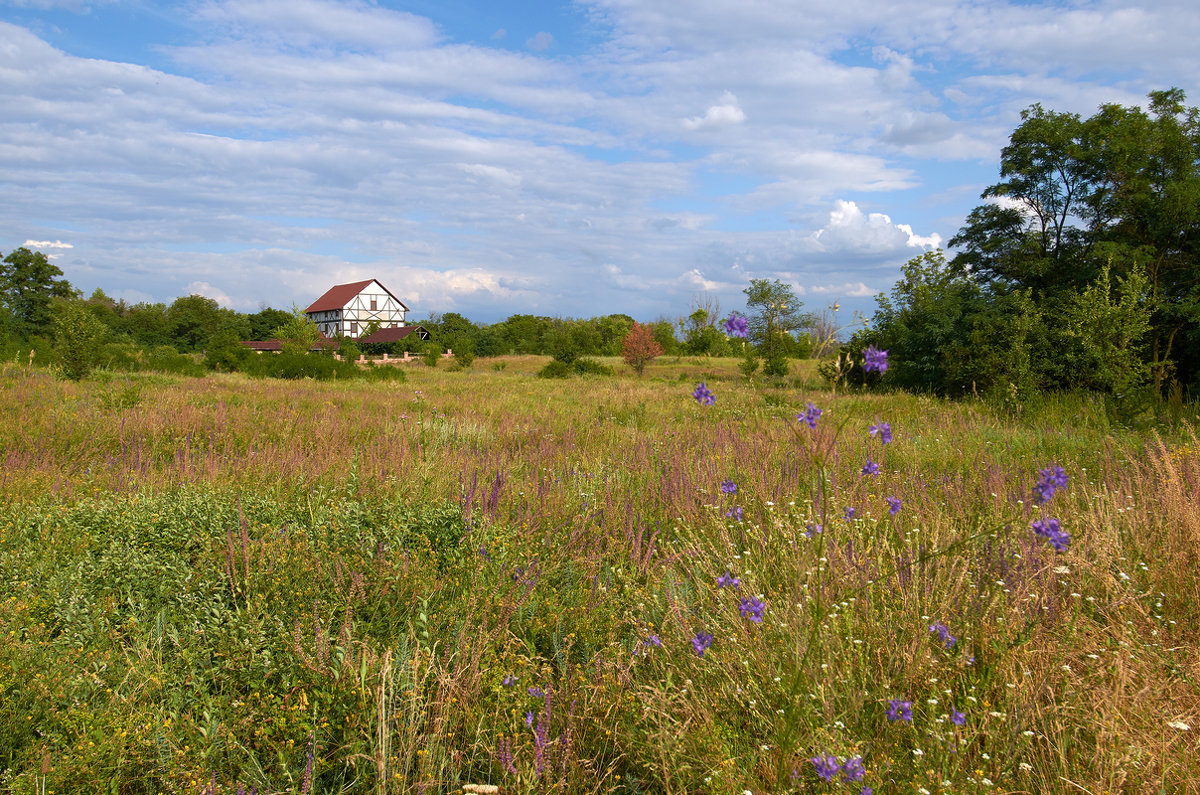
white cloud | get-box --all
[186,280,234,306]
[682,92,745,130]
[526,31,554,51]
[24,239,73,248]
[809,200,941,256]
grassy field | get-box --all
[1,356,1197,794]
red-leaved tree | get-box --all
[622,322,664,376]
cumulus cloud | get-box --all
[809,200,941,257]
[186,280,234,306]
[24,239,73,249]
[682,92,745,130]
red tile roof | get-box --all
[304,279,410,313]
[360,325,431,344]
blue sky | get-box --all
[1,0,1196,324]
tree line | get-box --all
[0,245,817,380]
[846,89,1200,409]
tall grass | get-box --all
[0,358,1196,793]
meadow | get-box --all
[0,355,1197,794]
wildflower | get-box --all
[869,421,893,444]
[502,675,517,687]
[1032,517,1071,552]
[739,596,766,623]
[525,711,534,727]
[862,345,889,373]
[527,686,544,697]
[725,505,744,522]
[842,756,866,782]
[720,479,738,495]
[1167,720,1190,731]
[798,402,822,429]
[811,755,840,782]
[860,788,873,795]
[693,382,716,406]
[692,631,713,657]
[805,522,822,538]
[844,506,857,521]
[1032,465,1069,505]
[887,699,913,722]
[724,312,749,338]
[928,621,957,648]
[951,708,966,726]
[886,496,902,515]
[647,634,662,647]
[716,571,741,589]
[861,459,880,477]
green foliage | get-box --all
[1,247,76,338]
[744,279,807,376]
[52,299,108,381]
[422,343,442,368]
[537,358,573,378]
[272,307,323,357]
[950,88,1200,391]
[205,327,249,372]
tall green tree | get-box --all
[744,279,806,376]
[53,299,108,381]
[0,248,76,338]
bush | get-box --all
[538,359,573,378]
[53,301,107,381]
[573,358,613,376]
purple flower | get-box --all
[525,711,534,727]
[844,506,857,521]
[502,675,517,687]
[720,479,738,495]
[811,755,841,782]
[647,634,661,647]
[869,421,893,444]
[805,522,822,538]
[1032,517,1070,552]
[841,756,866,782]
[716,571,741,589]
[724,312,749,338]
[798,402,822,429]
[693,382,716,406]
[862,346,889,373]
[692,631,713,657]
[860,788,873,795]
[527,686,544,697]
[886,496,902,515]
[886,699,912,722]
[861,459,880,477]
[724,505,744,522]
[739,596,766,623]
[1033,465,1069,505]
[928,621,956,648]
[951,708,966,726]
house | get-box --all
[304,279,408,339]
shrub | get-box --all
[53,300,107,381]
[537,359,573,378]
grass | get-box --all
[0,355,1197,794]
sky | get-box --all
[1,0,1197,325]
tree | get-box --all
[272,307,322,356]
[621,322,664,375]
[744,279,806,376]
[1,248,76,338]
[53,300,107,381]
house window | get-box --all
[350,322,358,335]
[390,323,398,328]
[370,298,377,310]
